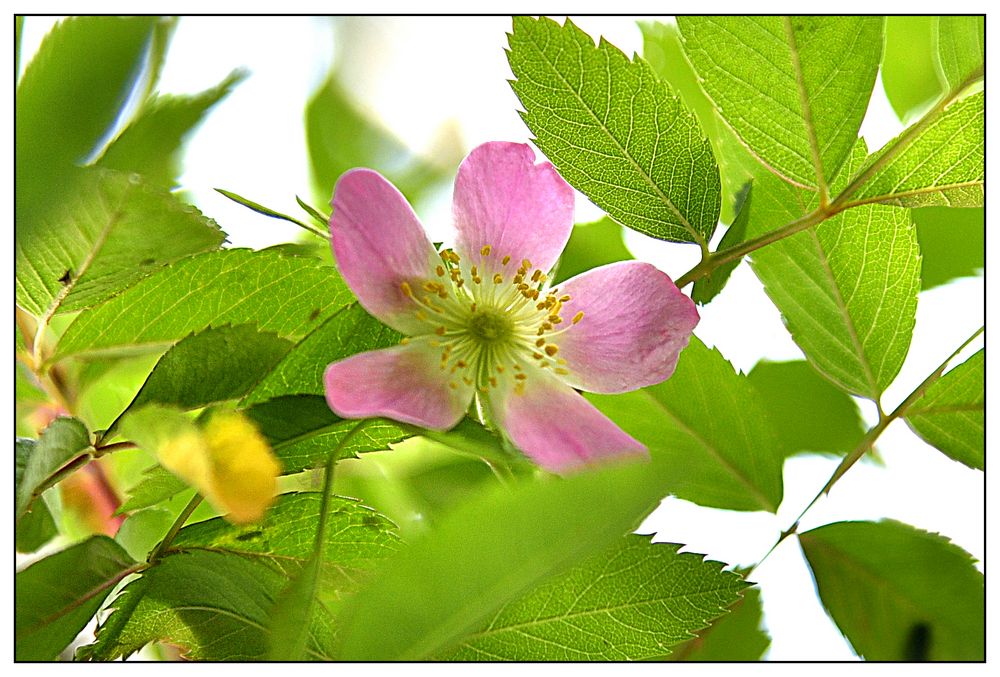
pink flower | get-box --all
[324,142,699,472]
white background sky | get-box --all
[16,14,988,662]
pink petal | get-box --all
[554,261,699,393]
[489,369,647,472]
[452,142,574,275]
[330,168,440,334]
[324,340,474,430]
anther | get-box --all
[572,311,584,324]
[535,338,546,347]
[559,295,571,303]
[481,245,492,256]
[435,326,447,336]
[502,255,511,265]
[555,367,570,375]
[400,337,410,345]
[521,258,532,270]
[449,382,458,390]
[531,270,542,282]
[515,373,528,380]
[493,273,503,284]
[544,344,559,357]
[400,281,414,298]
[532,352,544,360]
[436,265,445,277]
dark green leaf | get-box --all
[244,395,409,474]
[552,218,632,285]
[667,586,770,661]
[54,248,354,362]
[748,360,866,458]
[914,207,984,290]
[588,337,783,512]
[904,348,984,470]
[333,458,673,660]
[881,17,943,121]
[692,183,753,304]
[15,439,58,553]
[117,465,191,514]
[442,535,747,661]
[508,16,721,244]
[678,16,882,191]
[16,169,226,318]
[104,324,294,440]
[16,417,92,519]
[934,16,985,91]
[800,520,984,660]
[16,536,136,661]
[99,70,246,187]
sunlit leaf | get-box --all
[934,16,985,91]
[881,17,942,121]
[667,586,770,661]
[16,417,92,519]
[692,183,753,304]
[552,218,632,285]
[914,206,984,290]
[116,465,190,514]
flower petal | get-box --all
[554,261,699,393]
[324,340,474,430]
[452,142,574,275]
[330,168,440,333]
[489,368,647,472]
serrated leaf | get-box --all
[850,91,983,208]
[904,348,983,470]
[800,520,984,660]
[552,218,632,285]
[441,535,747,661]
[16,417,92,519]
[748,360,866,458]
[508,16,720,244]
[16,169,226,319]
[934,16,984,91]
[881,17,943,121]
[103,324,294,440]
[16,536,137,661]
[83,549,334,661]
[15,439,58,553]
[588,337,783,512]
[667,586,770,661]
[243,302,401,405]
[678,16,882,191]
[243,395,409,474]
[747,141,920,400]
[54,248,354,362]
[914,206,984,290]
[692,183,753,304]
[98,70,245,187]
[117,465,190,513]
[333,458,673,660]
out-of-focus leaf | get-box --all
[800,520,984,660]
[667,586,770,661]
[16,417,92,519]
[589,337,783,512]
[99,70,245,187]
[117,465,191,514]
[850,91,983,208]
[934,16,985,91]
[881,17,943,121]
[16,536,136,661]
[508,16,721,244]
[16,169,225,318]
[914,207,984,290]
[678,16,882,191]
[54,248,354,363]
[692,183,753,304]
[904,348,983,470]
[15,439,58,552]
[748,360,866,458]
[552,218,633,285]
[442,535,747,661]
[114,507,174,560]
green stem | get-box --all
[313,420,371,552]
[149,494,203,564]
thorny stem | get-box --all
[675,70,983,290]
[149,494,204,564]
[749,325,984,574]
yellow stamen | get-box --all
[535,338,546,347]
[515,372,527,380]
[555,367,570,375]
[493,273,503,284]
[435,326,447,336]
[436,265,445,277]
[502,255,511,265]
[544,344,559,357]
[531,270,542,282]
[481,244,492,256]
[572,311,584,324]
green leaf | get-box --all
[914,206,984,290]
[114,507,174,561]
[552,218,632,285]
[934,16,984,91]
[16,536,137,661]
[244,395,409,474]
[117,465,189,513]
[441,535,747,661]
[16,17,155,220]
[678,16,882,191]
[15,15,24,79]
[16,169,226,319]
[588,337,783,512]
[508,16,721,244]
[850,91,983,209]
[306,70,447,206]
[16,417,92,519]
[881,17,943,121]
[904,348,983,470]
[746,141,920,400]
[243,303,402,405]
[333,459,673,660]
[15,439,58,553]
[667,586,770,661]
[83,549,334,661]
[692,182,753,304]
[748,360,866,458]
[800,520,984,660]
[98,70,246,187]
[54,248,354,362]
[103,324,294,440]
[216,187,327,239]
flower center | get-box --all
[467,308,513,344]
